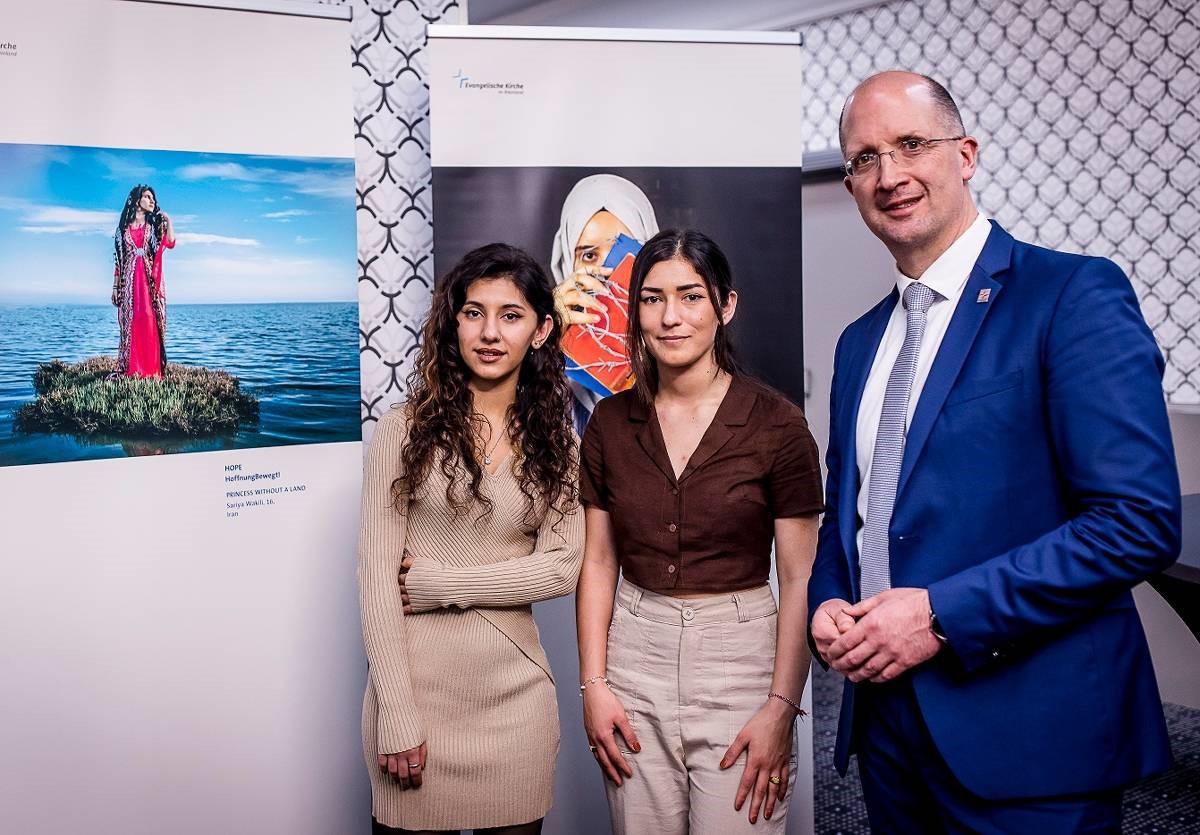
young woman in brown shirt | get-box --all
[359,244,583,834]
[576,229,824,834]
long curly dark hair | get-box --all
[114,185,163,273]
[394,243,577,526]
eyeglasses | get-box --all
[843,136,965,178]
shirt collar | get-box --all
[892,212,991,302]
[627,373,757,426]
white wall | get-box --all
[800,178,894,458]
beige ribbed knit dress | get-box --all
[359,407,584,830]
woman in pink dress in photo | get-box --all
[111,184,176,377]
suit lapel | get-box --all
[896,224,1013,498]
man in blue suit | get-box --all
[808,70,1181,832]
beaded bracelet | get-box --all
[768,691,807,716]
[579,675,609,695]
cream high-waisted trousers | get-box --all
[604,581,796,835]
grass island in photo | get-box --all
[15,356,259,436]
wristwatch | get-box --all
[929,609,949,644]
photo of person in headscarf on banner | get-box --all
[549,174,660,427]
[430,166,807,423]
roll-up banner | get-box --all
[0,2,365,832]
[428,25,811,834]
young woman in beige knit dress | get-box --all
[359,243,584,834]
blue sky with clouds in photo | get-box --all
[0,143,356,305]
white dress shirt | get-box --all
[855,212,992,555]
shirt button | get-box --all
[682,607,695,621]
[668,523,677,532]
[671,488,679,495]
[667,564,676,574]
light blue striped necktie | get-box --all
[860,281,938,599]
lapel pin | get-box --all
[977,288,991,303]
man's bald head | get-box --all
[838,71,965,156]
[837,70,980,277]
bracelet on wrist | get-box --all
[579,675,609,696]
[768,691,806,717]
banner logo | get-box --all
[451,68,525,96]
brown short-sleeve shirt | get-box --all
[580,375,824,593]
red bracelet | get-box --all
[768,691,806,716]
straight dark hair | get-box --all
[626,228,738,403]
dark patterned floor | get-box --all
[810,665,1200,834]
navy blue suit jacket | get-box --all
[809,222,1181,800]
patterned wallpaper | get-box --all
[797,0,1200,403]
[316,0,462,443]
[313,0,1199,415]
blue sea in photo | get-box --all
[0,302,361,466]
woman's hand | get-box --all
[398,550,415,615]
[159,211,175,244]
[582,682,640,786]
[111,286,120,307]
[378,741,427,789]
[721,698,798,824]
[554,268,610,327]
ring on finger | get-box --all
[407,762,421,769]
[769,775,782,785]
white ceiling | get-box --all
[465,0,886,31]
